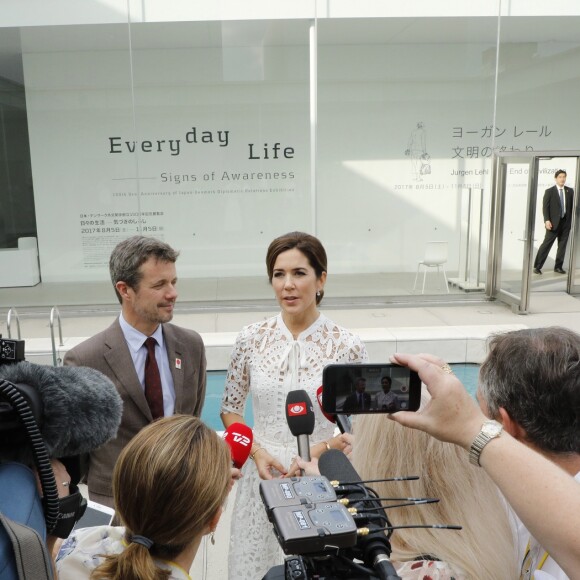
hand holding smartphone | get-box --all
[322,363,421,415]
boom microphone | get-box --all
[0,361,123,459]
[223,422,253,468]
[285,389,315,465]
[316,386,352,434]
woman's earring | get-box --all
[210,531,216,546]
[316,290,321,297]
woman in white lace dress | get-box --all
[220,231,368,580]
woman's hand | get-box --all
[253,449,287,480]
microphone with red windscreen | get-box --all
[316,386,352,434]
[285,389,315,464]
[222,422,254,468]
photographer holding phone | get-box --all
[220,231,367,580]
[389,349,580,579]
[296,390,517,578]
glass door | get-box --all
[488,154,536,313]
[567,157,580,294]
[489,151,580,313]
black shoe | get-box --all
[533,268,542,275]
[554,267,566,274]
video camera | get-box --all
[0,337,87,538]
[0,338,123,539]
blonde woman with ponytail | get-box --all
[353,390,517,579]
[56,415,230,580]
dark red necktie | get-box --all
[144,337,164,420]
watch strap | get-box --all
[469,421,502,466]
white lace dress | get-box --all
[221,313,368,580]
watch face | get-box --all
[482,421,502,437]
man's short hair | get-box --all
[555,169,567,178]
[479,327,580,454]
[109,236,179,303]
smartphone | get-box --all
[322,363,421,414]
[73,500,115,530]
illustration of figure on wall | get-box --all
[405,122,430,181]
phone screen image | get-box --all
[322,364,421,414]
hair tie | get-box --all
[131,535,154,549]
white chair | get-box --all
[413,241,449,294]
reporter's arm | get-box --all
[287,433,354,476]
[311,433,353,459]
[477,431,580,576]
[42,460,71,575]
[389,352,580,577]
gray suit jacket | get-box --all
[63,318,206,497]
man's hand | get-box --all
[388,353,486,450]
[545,220,553,230]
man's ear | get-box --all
[115,280,131,301]
[498,407,527,440]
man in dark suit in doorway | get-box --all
[533,169,574,275]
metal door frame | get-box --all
[488,150,580,313]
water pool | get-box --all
[201,363,480,431]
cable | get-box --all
[0,379,59,533]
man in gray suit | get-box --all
[64,236,206,508]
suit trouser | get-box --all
[534,217,570,270]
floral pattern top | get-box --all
[56,525,191,580]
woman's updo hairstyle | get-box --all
[266,231,327,305]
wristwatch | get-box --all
[469,420,503,466]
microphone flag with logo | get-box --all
[285,389,315,465]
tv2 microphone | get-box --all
[316,385,352,434]
[285,389,315,468]
[222,422,253,468]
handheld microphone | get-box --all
[222,422,253,468]
[285,389,315,466]
[316,385,352,434]
[0,361,123,460]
